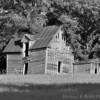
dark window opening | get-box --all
[62,34,64,40]
[24,63,28,74]
[58,33,59,38]
[56,35,57,39]
[58,61,61,73]
[95,68,97,74]
[64,37,66,41]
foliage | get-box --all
[46,0,100,60]
[0,0,48,71]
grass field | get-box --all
[0,74,100,100]
[1,74,100,85]
[0,84,100,100]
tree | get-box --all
[46,0,100,60]
[0,0,48,73]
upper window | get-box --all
[62,34,66,41]
[56,35,58,39]
[58,33,59,38]
[62,34,64,40]
[56,33,59,39]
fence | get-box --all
[73,60,100,74]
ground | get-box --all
[0,74,100,100]
[0,84,100,100]
[1,74,100,84]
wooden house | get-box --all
[3,25,74,74]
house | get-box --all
[3,25,74,74]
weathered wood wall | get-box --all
[28,49,46,74]
[7,54,24,74]
[46,48,74,74]
[73,62,100,74]
[46,29,74,74]
[73,63,91,74]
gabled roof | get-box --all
[3,39,22,53]
[29,25,60,50]
[3,25,61,53]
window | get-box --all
[24,63,28,74]
[56,34,59,39]
[56,35,57,39]
[62,34,64,40]
[58,33,59,38]
[64,37,66,41]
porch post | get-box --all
[22,43,26,75]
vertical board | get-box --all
[73,63,91,73]
[28,49,46,74]
[7,54,24,74]
[46,48,74,74]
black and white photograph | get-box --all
[0,0,100,100]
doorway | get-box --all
[95,68,97,74]
[95,63,98,74]
[58,61,62,73]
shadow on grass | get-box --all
[0,84,100,100]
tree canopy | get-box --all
[47,0,100,60]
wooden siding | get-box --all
[73,62,100,74]
[73,63,91,73]
[7,54,24,74]
[62,63,73,73]
[46,29,74,74]
[46,48,74,74]
[28,49,46,74]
